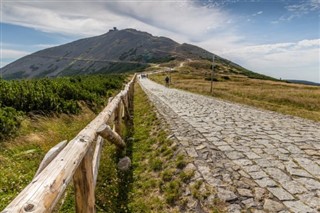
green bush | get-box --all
[0,106,23,139]
[0,74,124,139]
[0,75,124,114]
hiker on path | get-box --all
[165,76,170,87]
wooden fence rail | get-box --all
[2,74,136,213]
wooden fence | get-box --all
[2,74,136,213]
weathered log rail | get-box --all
[2,74,136,213]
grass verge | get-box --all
[127,83,225,212]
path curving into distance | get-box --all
[139,77,320,213]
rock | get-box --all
[181,140,190,147]
[282,180,307,194]
[184,163,197,171]
[295,178,320,190]
[286,167,313,178]
[186,147,198,157]
[207,194,216,203]
[297,192,320,209]
[217,188,237,202]
[222,174,232,182]
[244,152,261,159]
[187,199,197,209]
[237,188,253,197]
[225,151,245,160]
[195,201,206,213]
[264,168,291,183]
[240,177,257,188]
[232,165,241,171]
[167,134,175,139]
[252,210,265,213]
[239,170,251,178]
[117,156,131,171]
[242,198,255,208]
[254,187,266,201]
[170,142,178,149]
[243,165,260,172]
[195,144,206,150]
[227,204,241,213]
[218,145,234,151]
[263,199,286,212]
[236,159,253,166]
[283,201,314,213]
[201,152,209,160]
[183,187,191,196]
[267,187,294,201]
[255,177,277,187]
[248,171,268,180]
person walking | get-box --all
[165,76,170,87]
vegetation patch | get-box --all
[0,74,124,139]
[128,83,185,212]
[0,107,23,139]
[0,106,97,210]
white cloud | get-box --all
[252,11,263,16]
[2,49,30,58]
[296,39,320,48]
[273,0,320,23]
[2,2,108,36]
[2,1,233,41]
[33,44,58,49]
[1,49,31,68]
[286,0,320,13]
[221,39,320,82]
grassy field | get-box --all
[150,70,320,122]
[0,106,97,210]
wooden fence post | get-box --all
[92,136,104,187]
[114,102,122,136]
[97,124,126,149]
[34,140,68,178]
[73,143,95,213]
[129,83,134,111]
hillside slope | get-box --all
[1,28,213,79]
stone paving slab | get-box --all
[139,78,320,213]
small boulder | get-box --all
[118,156,131,171]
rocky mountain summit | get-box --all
[1,28,213,79]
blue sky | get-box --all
[1,0,319,82]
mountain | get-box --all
[1,28,213,79]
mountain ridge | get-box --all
[1,28,266,80]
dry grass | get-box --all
[150,72,320,122]
[0,107,96,210]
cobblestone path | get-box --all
[139,78,320,213]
